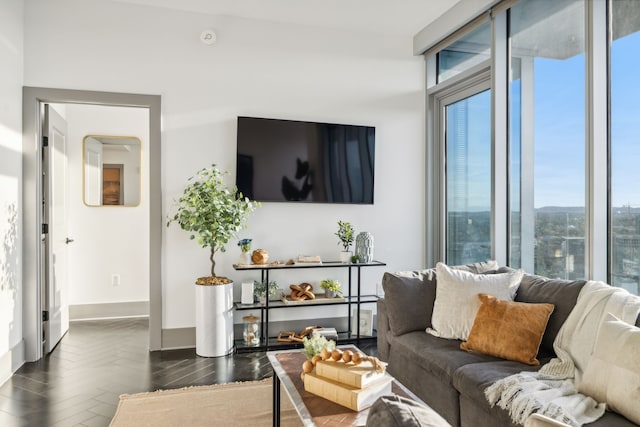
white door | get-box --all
[43,105,70,354]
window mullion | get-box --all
[492,11,509,266]
[585,0,609,281]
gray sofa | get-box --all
[377,265,640,427]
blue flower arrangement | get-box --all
[238,238,252,253]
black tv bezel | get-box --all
[235,116,375,205]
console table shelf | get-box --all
[233,260,386,351]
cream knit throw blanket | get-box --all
[485,281,640,427]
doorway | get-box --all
[22,87,162,362]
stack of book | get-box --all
[303,358,393,411]
[296,255,322,264]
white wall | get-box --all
[0,0,24,382]
[24,0,426,329]
[62,104,150,306]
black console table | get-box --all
[233,260,386,351]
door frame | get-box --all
[22,87,162,361]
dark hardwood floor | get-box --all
[0,318,377,427]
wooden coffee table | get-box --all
[267,345,427,427]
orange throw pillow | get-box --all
[460,294,554,366]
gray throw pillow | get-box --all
[453,260,500,274]
[365,395,451,427]
[382,269,437,336]
[515,274,585,357]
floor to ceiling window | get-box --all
[446,89,492,265]
[431,21,492,265]
[509,0,585,280]
[610,0,640,295]
[426,0,639,294]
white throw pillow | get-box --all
[578,314,640,425]
[426,262,523,340]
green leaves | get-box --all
[167,164,261,275]
[335,220,354,251]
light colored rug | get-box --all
[110,378,302,427]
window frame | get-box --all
[426,0,614,285]
[429,62,492,263]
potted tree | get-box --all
[335,220,354,263]
[168,165,259,357]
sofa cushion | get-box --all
[461,294,554,365]
[452,260,500,274]
[427,263,523,340]
[382,261,499,337]
[455,359,639,427]
[452,360,544,410]
[579,314,640,425]
[365,395,451,427]
[515,274,586,357]
[388,331,502,384]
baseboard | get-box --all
[162,327,196,350]
[0,340,25,387]
[70,301,149,320]
[160,316,377,350]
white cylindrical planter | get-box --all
[195,281,234,357]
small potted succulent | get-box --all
[335,220,354,263]
[253,280,280,305]
[320,279,342,298]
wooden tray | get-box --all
[280,296,345,305]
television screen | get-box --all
[236,116,375,204]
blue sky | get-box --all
[448,28,640,211]
[533,29,640,209]
[611,31,640,208]
[533,53,585,208]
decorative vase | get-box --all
[324,289,336,298]
[339,251,352,264]
[195,281,234,357]
[238,251,250,265]
[355,232,374,263]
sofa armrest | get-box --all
[377,298,391,362]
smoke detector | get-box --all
[200,29,217,45]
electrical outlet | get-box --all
[111,274,120,286]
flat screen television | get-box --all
[236,116,375,204]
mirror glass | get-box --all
[83,135,141,207]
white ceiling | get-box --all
[109,0,460,37]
